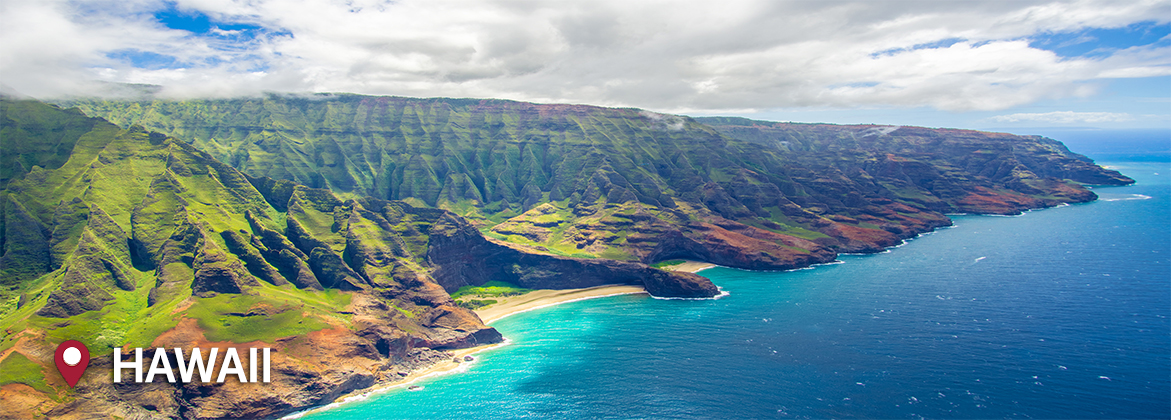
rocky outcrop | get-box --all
[427,211,720,298]
[190,238,258,297]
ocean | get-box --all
[300,136,1170,419]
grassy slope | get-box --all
[2,99,714,406]
[0,100,434,395]
[60,94,1132,264]
[0,102,346,341]
[450,281,531,299]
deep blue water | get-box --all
[301,156,1170,419]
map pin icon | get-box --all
[54,340,90,387]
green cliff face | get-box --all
[2,92,1135,418]
[62,94,1131,267]
[0,98,714,418]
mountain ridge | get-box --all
[0,98,715,419]
[0,92,1133,419]
[57,94,1131,267]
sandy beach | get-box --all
[665,260,717,273]
[472,260,716,324]
[474,284,648,324]
[286,284,652,418]
[285,261,716,418]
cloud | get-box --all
[1,0,1169,112]
[989,111,1136,124]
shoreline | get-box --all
[284,261,718,419]
[473,260,716,324]
[474,284,649,324]
[664,260,718,274]
[282,285,652,419]
[282,342,508,419]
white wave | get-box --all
[281,340,512,419]
[793,260,846,271]
[718,260,842,273]
[650,287,731,301]
[1099,194,1152,202]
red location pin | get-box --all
[54,340,90,387]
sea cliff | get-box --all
[0,93,1133,419]
[0,98,714,419]
[60,94,1131,265]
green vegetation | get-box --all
[0,93,1136,418]
[451,281,531,299]
[0,96,1131,403]
[0,352,54,395]
[0,96,735,416]
[0,99,503,385]
[52,94,1130,269]
[451,281,529,310]
[651,259,686,268]
[184,292,334,343]
[454,299,498,310]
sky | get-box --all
[1,0,1169,131]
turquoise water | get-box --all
[301,160,1170,419]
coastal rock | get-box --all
[417,304,505,349]
[641,269,721,298]
[427,211,720,298]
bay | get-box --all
[302,157,1170,419]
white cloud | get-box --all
[989,111,1136,124]
[1,0,1169,112]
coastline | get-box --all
[284,261,718,419]
[473,260,716,324]
[282,285,651,419]
[474,284,649,324]
[665,260,718,274]
[283,343,507,419]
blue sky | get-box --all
[727,20,1171,130]
[1,0,1168,131]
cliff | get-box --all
[0,99,715,419]
[3,92,1134,418]
[60,95,1131,262]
